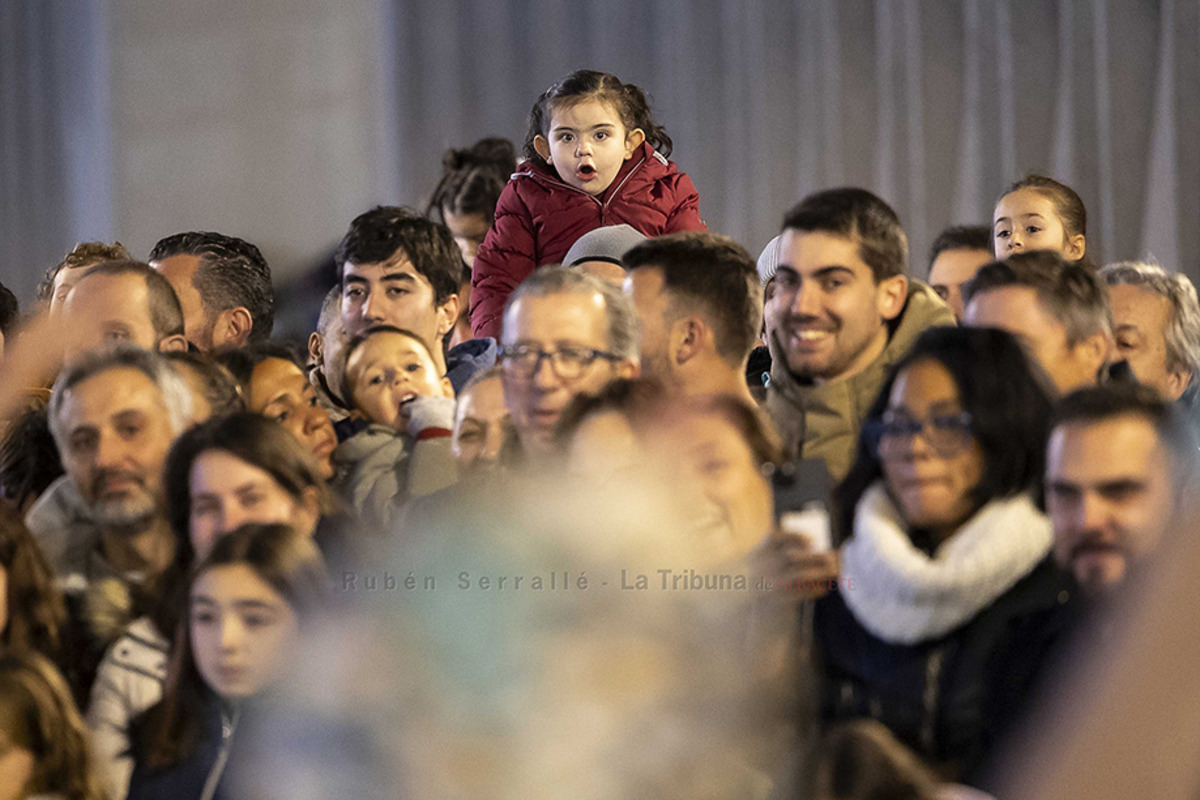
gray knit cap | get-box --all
[756,234,784,285]
[563,224,648,268]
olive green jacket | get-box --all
[765,281,956,482]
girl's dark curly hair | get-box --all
[523,70,672,165]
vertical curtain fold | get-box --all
[4,1,1199,299]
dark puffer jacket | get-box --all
[813,556,1077,781]
[469,141,705,338]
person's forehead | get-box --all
[1048,416,1167,480]
[970,286,1062,337]
[890,359,960,406]
[778,228,872,276]
[193,563,286,605]
[70,271,148,306]
[503,291,609,346]
[1108,283,1173,327]
[549,98,623,129]
[344,250,428,284]
[459,378,506,419]
[929,249,992,284]
[191,449,277,489]
[250,358,307,403]
[62,367,164,422]
[995,188,1057,219]
[349,335,434,378]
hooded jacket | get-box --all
[765,280,956,482]
[469,141,705,338]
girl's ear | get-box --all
[439,375,455,399]
[533,135,552,163]
[1066,233,1086,260]
[624,128,646,158]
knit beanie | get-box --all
[757,234,784,285]
[563,224,648,268]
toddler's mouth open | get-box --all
[577,164,596,179]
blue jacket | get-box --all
[127,692,239,800]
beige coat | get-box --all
[765,281,955,482]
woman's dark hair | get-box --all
[138,524,328,770]
[836,327,1055,541]
[0,401,64,513]
[154,413,330,641]
[425,138,515,225]
[523,70,672,165]
[0,507,67,662]
[0,651,105,800]
[215,340,307,393]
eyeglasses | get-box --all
[498,344,622,380]
[864,411,974,459]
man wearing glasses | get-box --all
[498,266,639,461]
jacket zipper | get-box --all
[920,647,945,755]
[200,703,240,800]
[518,153,650,226]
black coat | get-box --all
[813,556,1077,780]
[127,691,238,800]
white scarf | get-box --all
[840,483,1052,645]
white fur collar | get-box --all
[839,483,1052,645]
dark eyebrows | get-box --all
[112,409,145,426]
[233,599,281,613]
[812,266,856,279]
[380,272,416,284]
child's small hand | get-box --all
[402,396,456,437]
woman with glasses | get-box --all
[811,326,1073,784]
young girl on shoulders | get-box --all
[470,69,705,338]
[993,175,1091,268]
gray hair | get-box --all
[1100,261,1200,380]
[48,346,194,452]
[501,265,639,360]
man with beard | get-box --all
[28,348,192,595]
[622,231,761,402]
[764,189,955,480]
[1045,383,1198,595]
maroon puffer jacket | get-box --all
[469,142,705,338]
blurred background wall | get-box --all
[3,0,1199,332]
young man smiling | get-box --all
[335,206,496,394]
[763,188,955,480]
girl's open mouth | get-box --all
[578,164,596,178]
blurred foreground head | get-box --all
[228,467,787,800]
[1045,383,1199,595]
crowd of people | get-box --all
[0,68,1198,800]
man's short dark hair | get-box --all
[1052,383,1199,488]
[334,206,460,305]
[962,251,1110,345]
[929,225,992,267]
[78,260,185,342]
[782,188,908,281]
[149,231,274,342]
[0,282,19,339]
[623,232,762,365]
